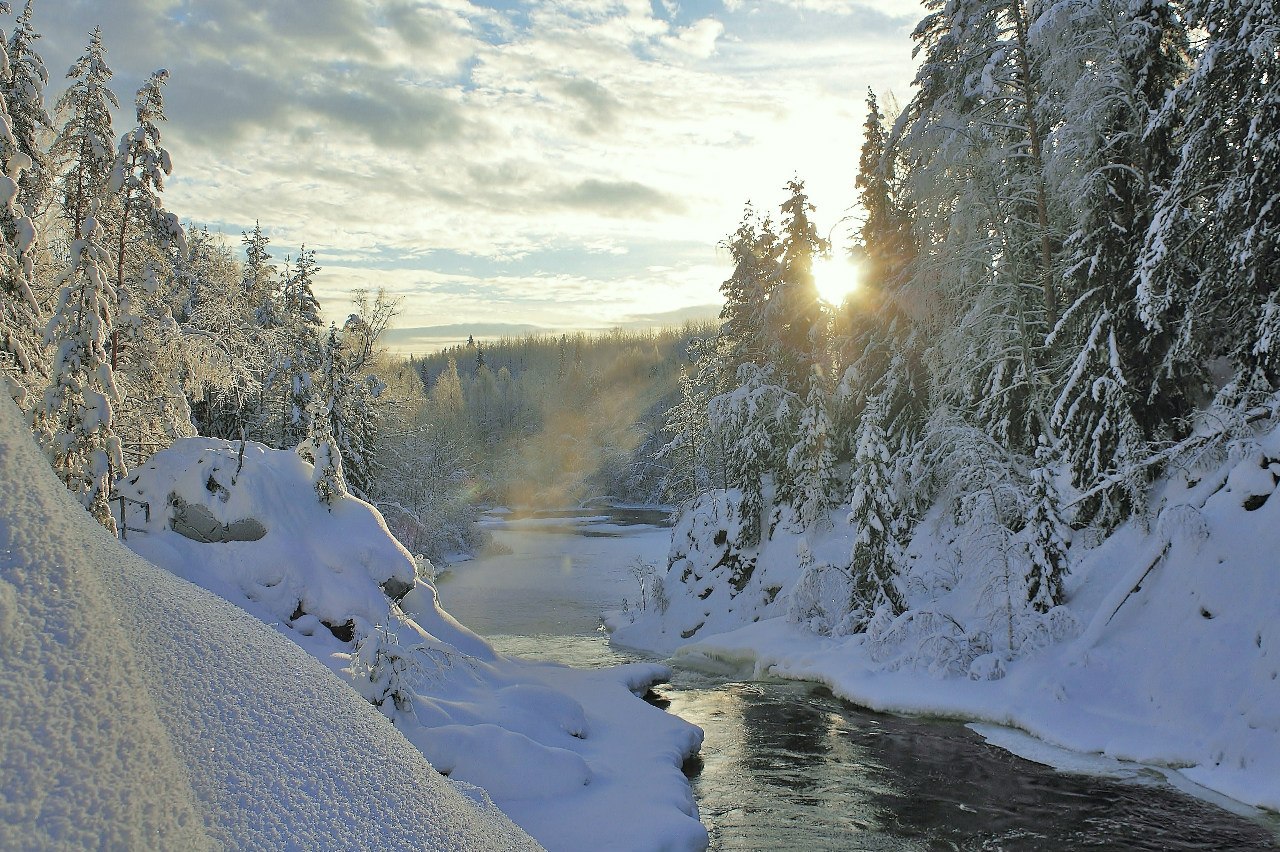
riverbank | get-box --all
[443,508,1280,849]
[608,439,1280,821]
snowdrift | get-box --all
[611,440,1280,814]
[115,436,706,851]
[0,393,538,850]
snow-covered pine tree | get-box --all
[332,316,386,500]
[50,27,117,241]
[109,69,179,297]
[4,0,51,216]
[834,88,920,464]
[34,201,123,532]
[1138,0,1280,406]
[785,364,834,530]
[846,393,906,630]
[278,247,323,449]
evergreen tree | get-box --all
[1138,0,1280,404]
[712,204,781,392]
[764,179,828,394]
[784,364,834,530]
[0,1,40,395]
[846,393,906,629]
[298,324,347,507]
[4,0,51,216]
[657,366,708,505]
[51,27,116,241]
[1023,437,1069,613]
[34,202,122,532]
[1043,0,1190,528]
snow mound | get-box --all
[117,436,706,851]
[0,393,539,850]
[117,437,415,633]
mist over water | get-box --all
[436,509,1280,851]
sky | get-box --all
[30,0,925,353]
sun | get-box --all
[811,254,860,306]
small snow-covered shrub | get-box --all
[787,557,854,636]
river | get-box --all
[435,508,1280,851]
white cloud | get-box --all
[31,0,923,342]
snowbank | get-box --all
[117,437,706,852]
[0,393,539,850]
[611,441,1280,815]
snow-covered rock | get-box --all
[0,393,539,851]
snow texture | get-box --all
[612,432,1280,815]
[0,392,540,851]
[115,436,706,852]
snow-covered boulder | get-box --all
[116,437,415,638]
[0,393,540,851]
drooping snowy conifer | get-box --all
[51,27,116,241]
[0,1,41,396]
[846,393,906,630]
[784,364,834,530]
[1042,0,1189,528]
[34,201,123,532]
[763,179,828,396]
[1023,436,1070,612]
[298,323,348,507]
[1138,0,1280,404]
[4,0,51,215]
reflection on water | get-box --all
[438,512,1280,852]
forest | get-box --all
[1,0,1277,657]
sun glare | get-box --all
[812,255,859,306]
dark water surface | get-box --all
[437,509,1280,851]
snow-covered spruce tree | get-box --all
[299,323,349,507]
[1040,0,1190,528]
[897,0,1063,455]
[1138,0,1280,406]
[104,69,196,457]
[34,201,123,532]
[763,179,828,397]
[785,364,834,530]
[275,247,323,448]
[50,27,117,241]
[845,393,906,631]
[710,205,781,393]
[706,362,794,547]
[833,88,921,465]
[4,0,51,217]
[1023,436,1069,612]
[0,1,42,399]
[657,365,710,505]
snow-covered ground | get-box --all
[610,435,1280,818]
[0,393,538,851]
[113,438,706,851]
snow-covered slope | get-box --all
[611,438,1280,815]
[114,436,706,852]
[0,393,540,851]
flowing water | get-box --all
[435,509,1280,851]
